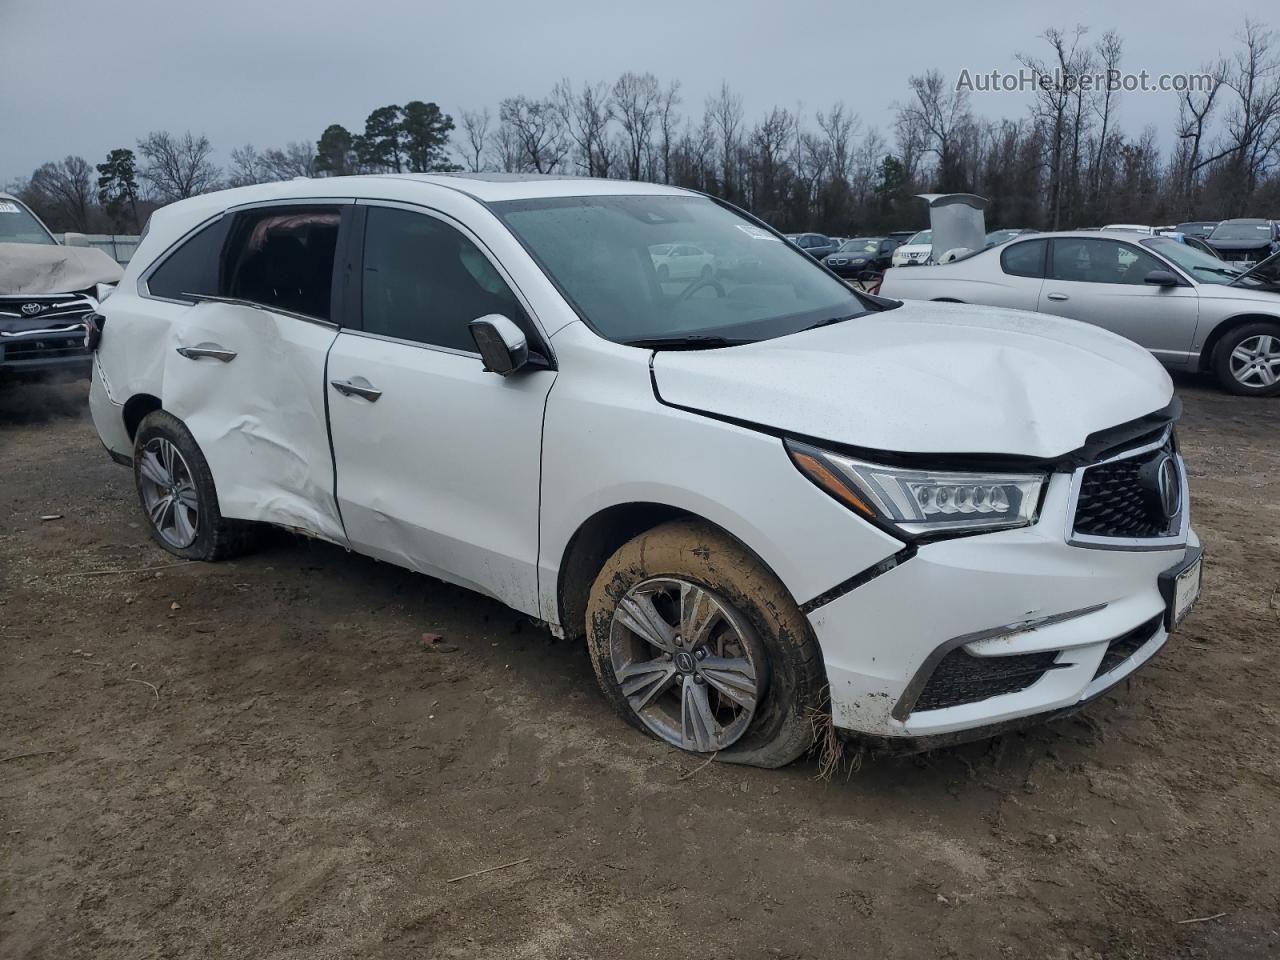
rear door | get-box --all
[1037,237,1200,364]
[325,202,556,615]
[154,201,351,543]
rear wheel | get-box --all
[1212,322,1280,396]
[133,410,254,561]
[586,520,825,768]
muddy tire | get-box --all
[133,410,255,562]
[586,520,825,768]
[1211,321,1280,397]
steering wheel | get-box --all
[674,277,726,303]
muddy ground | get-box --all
[1,375,1277,960]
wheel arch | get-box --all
[122,393,163,440]
[555,501,795,642]
[1198,313,1280,372]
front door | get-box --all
[161,203,350,543]
[326,203,555,616]
[1037,237,1200,366]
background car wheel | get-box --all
[1212,322,1280,396]
[586,520,826,769]
[133,410,255,561]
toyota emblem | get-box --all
[20,302,45,316]
[1156,455,1181,519]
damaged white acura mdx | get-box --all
[88,173,1202,767]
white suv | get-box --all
[88,174,1201,767]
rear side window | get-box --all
[222,207,342,320]
[146,218,228,302]
[1000,239,1047,278]
[359,206,529,352]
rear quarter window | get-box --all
[1000,239,1047,278]
[145,218,229,302]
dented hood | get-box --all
[0,242,123,295]
[651,302,1173,459]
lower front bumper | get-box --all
[807,472,1198,741]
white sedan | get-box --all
[648,242,715,281]
[88,175,1199,766]
[881,230,1280,396]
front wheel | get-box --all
[586,520,826,768]
[1212,322,1280,396]
[133,410,255,561]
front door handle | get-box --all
[1046,292,1069,302]
[330,376,383,402]
[176,342,237,362]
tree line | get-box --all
[8,20,1280,238]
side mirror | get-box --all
[1144,269,1179,287]
[468,314,528,376]
[63,232,89,247]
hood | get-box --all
[651,302,1173,459]
[918,193,988,263]
[0,242,123,295]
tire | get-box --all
[1211,322,1280,396]
[132,410,255,561]
[586,520,825,768]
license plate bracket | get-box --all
[1158,547,1202,631]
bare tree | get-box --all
[460,108,491,172]
[707,82,744,199]
[898,70,972,190]
[1090,30,1123,211]
[263,142,317,179]
[1018,26,1091,228]
[553,79,615,177]
[613,72,661,180]
[1212,21,1280,214]
[498,96,568,174]
[1175,59,1225,211]
[27,156,95,232]
[136,130,220,201]
[656,81,682,184]
[227,144,269,187]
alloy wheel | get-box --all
[608,577,765,752]
[138,437,200,548]
[1229,334,1280,388]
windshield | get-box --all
[839,238,879,253]
[1142,237,1241,284]
[985,230,1019,246]
[0,199,56,245]
[906,229,931,245]
[1209,221,1272,242]
[493,195,870,345]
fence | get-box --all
[64,234,142,265]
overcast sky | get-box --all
[1,0,1275,184]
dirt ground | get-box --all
[1,374,1278,960]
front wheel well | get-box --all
[1198,314,1280,372]
[555,503,791,642]
[122,393,163,440]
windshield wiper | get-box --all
[800,314,858,332]
[1193,265,1244,278]
[622,334,752,350]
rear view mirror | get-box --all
[469,314,529,376]
[1144,269,1179,287]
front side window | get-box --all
[492,195,870,345]
[0,198,56,245]
[360,206,529,352]
[1000,239,1046,278]
[223,207,341,319]
[1050,238,1162,285]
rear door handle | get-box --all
[1046,292,1069,302]
[176,342,237,362]
[330,376,383,402]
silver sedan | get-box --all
[880,230,1280,396]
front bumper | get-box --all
[0,325,92,375]
[808,470,1198,740]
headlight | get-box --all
[786,440,1046,536]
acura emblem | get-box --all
[20,302,45,316]
[1155,455,1181,519]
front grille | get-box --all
[1072,435,1182,541]
[913,648,1060,712]
[2,333,88,361]
[1092,615,1162,680]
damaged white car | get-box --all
[89,174,1201,766]
[1,192,122,380]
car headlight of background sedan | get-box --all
[786,440,1045,536]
